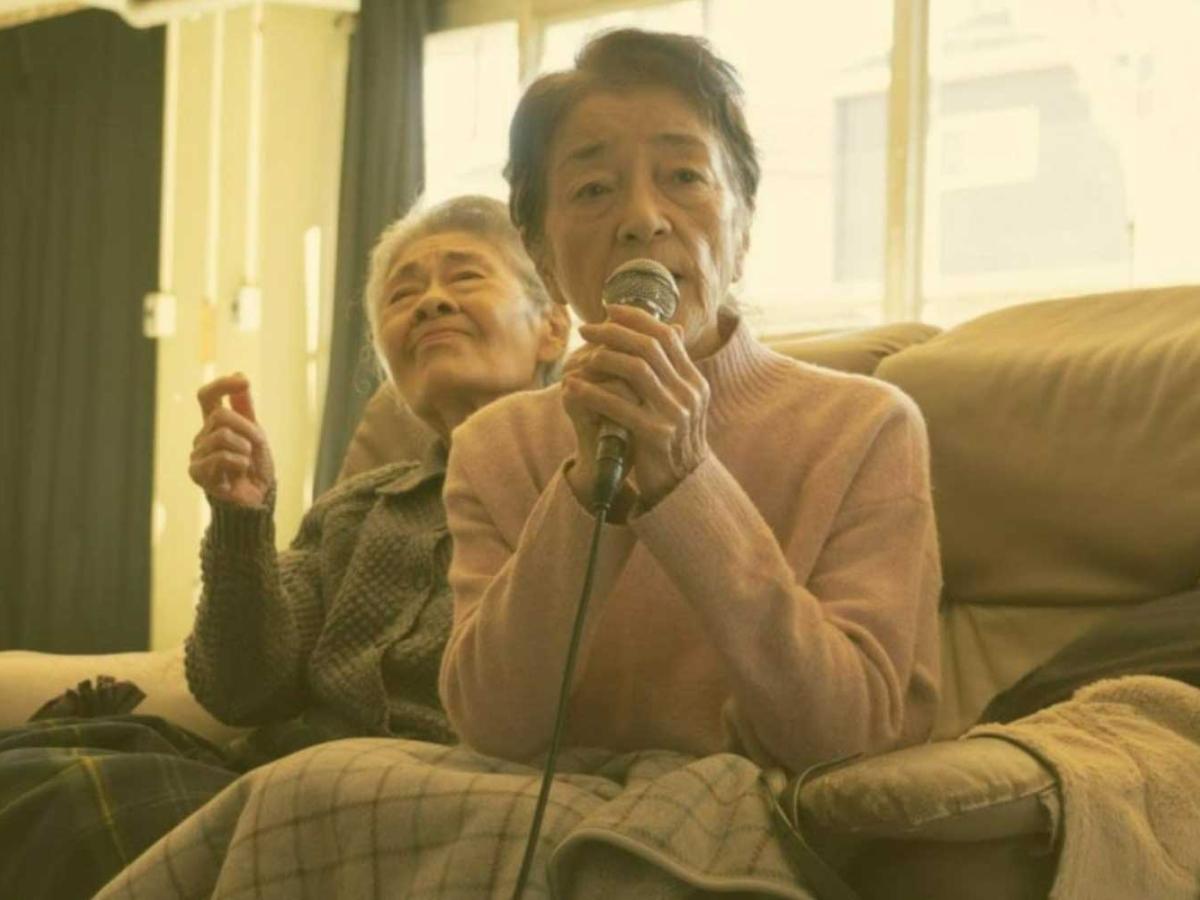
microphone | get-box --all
[591,259,679,510]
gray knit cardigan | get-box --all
[184,453,454,745]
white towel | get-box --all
[968,674,1200,900]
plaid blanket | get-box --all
[0,715,238,900]
[97,738,821,899]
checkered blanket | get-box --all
[0,716,238,900]
[96,738,819,899]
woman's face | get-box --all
[377,231,563,421]
[538,86,748,358]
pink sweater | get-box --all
[440,318,941,772]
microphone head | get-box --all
[601,259,679,322]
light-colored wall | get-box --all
[149,4,350,650]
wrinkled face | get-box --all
[377,231,562,417]
[538,86,749,358]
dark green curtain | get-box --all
[313,0,435,494]
[0,11,162,651]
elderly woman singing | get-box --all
[439,30,941,773]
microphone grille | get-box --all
[601,259,679,321]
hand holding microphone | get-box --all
[562,258,711,512]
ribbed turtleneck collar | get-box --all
[693,309,794,427]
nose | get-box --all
[617,171,671,246]
[413,288,459,322]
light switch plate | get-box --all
[234,284,263,332]
[143,291,177,338]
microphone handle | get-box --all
[590,298,666,509]
[595,419,627,463]
[592,420,627,511]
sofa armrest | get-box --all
[792,736,1059,847]
[0,646,248,747]
[785,737,1061,900]
[787,738,1061,900]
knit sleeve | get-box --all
[630,397,942,771]
[184,494,328,726]
[439,456,638,761]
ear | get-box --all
[536,302,572,364]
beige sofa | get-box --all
[1,284,1197,898]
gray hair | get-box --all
[363,194,560,384]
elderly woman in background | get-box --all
[0,194,568,900]
[186,193,569,762]
[439,30,942,773]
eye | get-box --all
[387,286,419,306]
[672,168,705,186]
[451,270,485,283]
[571,181,610,201]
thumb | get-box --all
[230,379,257,423]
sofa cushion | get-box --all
[979,587,1200,724]
[877,284,1200,610]
[766,321,941,375]
[934,602,1128,739]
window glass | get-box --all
[539,1,704,73]
[423,21,520,204]
[706,0,893,333]
[923,0,1200,324]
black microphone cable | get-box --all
[511,258,673,897]
[510,452,625,899]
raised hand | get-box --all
[188,373,275,507]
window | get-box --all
[423,21,520,205]
[923,0,1200,324]
[424,0,1200,334]
[540,1,703,72]
[705,0,893,332]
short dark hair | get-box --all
[505,28,760,252]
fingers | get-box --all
[577,310,704,418]
[562,373,658,439]
[580,306,699,386]
[574,347,676,415]
[187,445,251,495]
[192,422,254,458]
[229,385,257,423]
[192,405,266,450]
[197,372,250,420]
[188,450,250,482]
